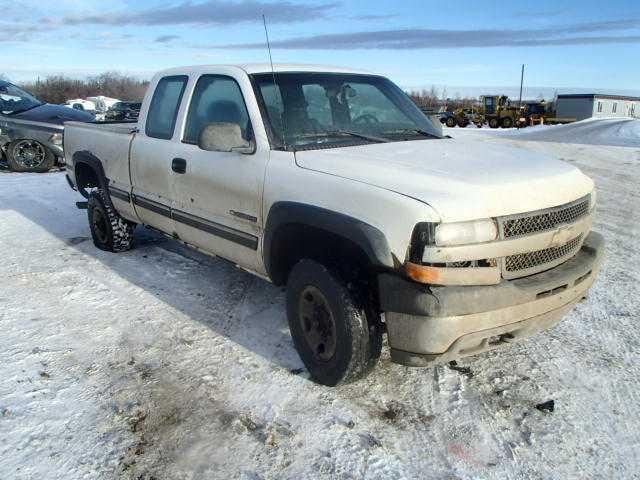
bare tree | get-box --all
[408,84,442,110]
[17,72,149,104]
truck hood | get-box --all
[8,103,94,125]
[294,138,594,222]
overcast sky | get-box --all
[2,0,639,95]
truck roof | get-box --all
[155,63,377,77]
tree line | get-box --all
[1,72,149,105]
[409,85,478,111]
[1,72,478,112]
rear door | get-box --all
[171,73,268,270]
[130,75,188,235]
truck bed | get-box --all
[66,121,137,135]
[64,121,136,187]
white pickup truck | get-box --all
[64,64,603,386]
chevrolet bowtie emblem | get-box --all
[549,225,575,248]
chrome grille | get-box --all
[505,234,583,273]
[501,197,590,238]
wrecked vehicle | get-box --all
[0,80,93,172]
[63,64,604,386]
[105,101,142,121]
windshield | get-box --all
[251,73,442,150]
[0,81,44,115]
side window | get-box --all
[597,101,602,113]
[183,75,251,145]
[612,102,617,113]
[145,75,187,140]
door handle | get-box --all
[172,157,187,174]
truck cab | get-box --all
[64,64,604,386]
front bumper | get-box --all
[0,118,64,160]
[378,231,604,366]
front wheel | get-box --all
[87,189,136,252]
[501,117,514,128]
[286,259,382,386]
[445,117,456,128]
[6,139,55,173]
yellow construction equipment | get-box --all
[473,95,524,128]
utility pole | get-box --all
[518,64,525,108]
[518,64,525,128]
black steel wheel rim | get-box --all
[298,285,337,362]
[92,207,109,244]
[13,140,46,169]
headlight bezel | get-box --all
[589,189,597,211]
[49,133,63,146]
[434,218,499,247]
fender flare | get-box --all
[72,150,108,198]
[263,201,395,283]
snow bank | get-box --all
[475,118,640,147]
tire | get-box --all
[286,259,382,386]
[445,117,456,128]
[6,139,55,173]
[488,118,500,129]
[87,189,135,252]
[457,118,469,128]
[501,117,514,128]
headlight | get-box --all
[435,219,498,246]
[589,189,597,211]
[49,133,63,146]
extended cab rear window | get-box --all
[145,75,188,140]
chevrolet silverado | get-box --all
[63,64,604,386]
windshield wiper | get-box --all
[324,130,389,143]
[384,128,440,139]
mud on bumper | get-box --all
[378,231,604,367]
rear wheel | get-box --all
[6,139,55,173]
[501,117,514,128]
[457,118,469,128]
[87,189,136,252]
[445,117,456,128]
[488,118,500,129]
[286,259,382,386]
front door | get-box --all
[171,74,268,270]
[130,75,188,234]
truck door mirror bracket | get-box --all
[198,122,255,154]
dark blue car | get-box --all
[0,81,93,172]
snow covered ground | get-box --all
[1,119,639,479]
[446,116,640,148]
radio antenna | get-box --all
[262,14,287,150]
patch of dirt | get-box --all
[65,237,90,246]
[447,360,474,378]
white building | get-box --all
[556,94,640,121]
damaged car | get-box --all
[0,80,93,172]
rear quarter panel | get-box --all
[64,122,133,188]
[64,122,138,221]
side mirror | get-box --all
[198,122,255,154]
